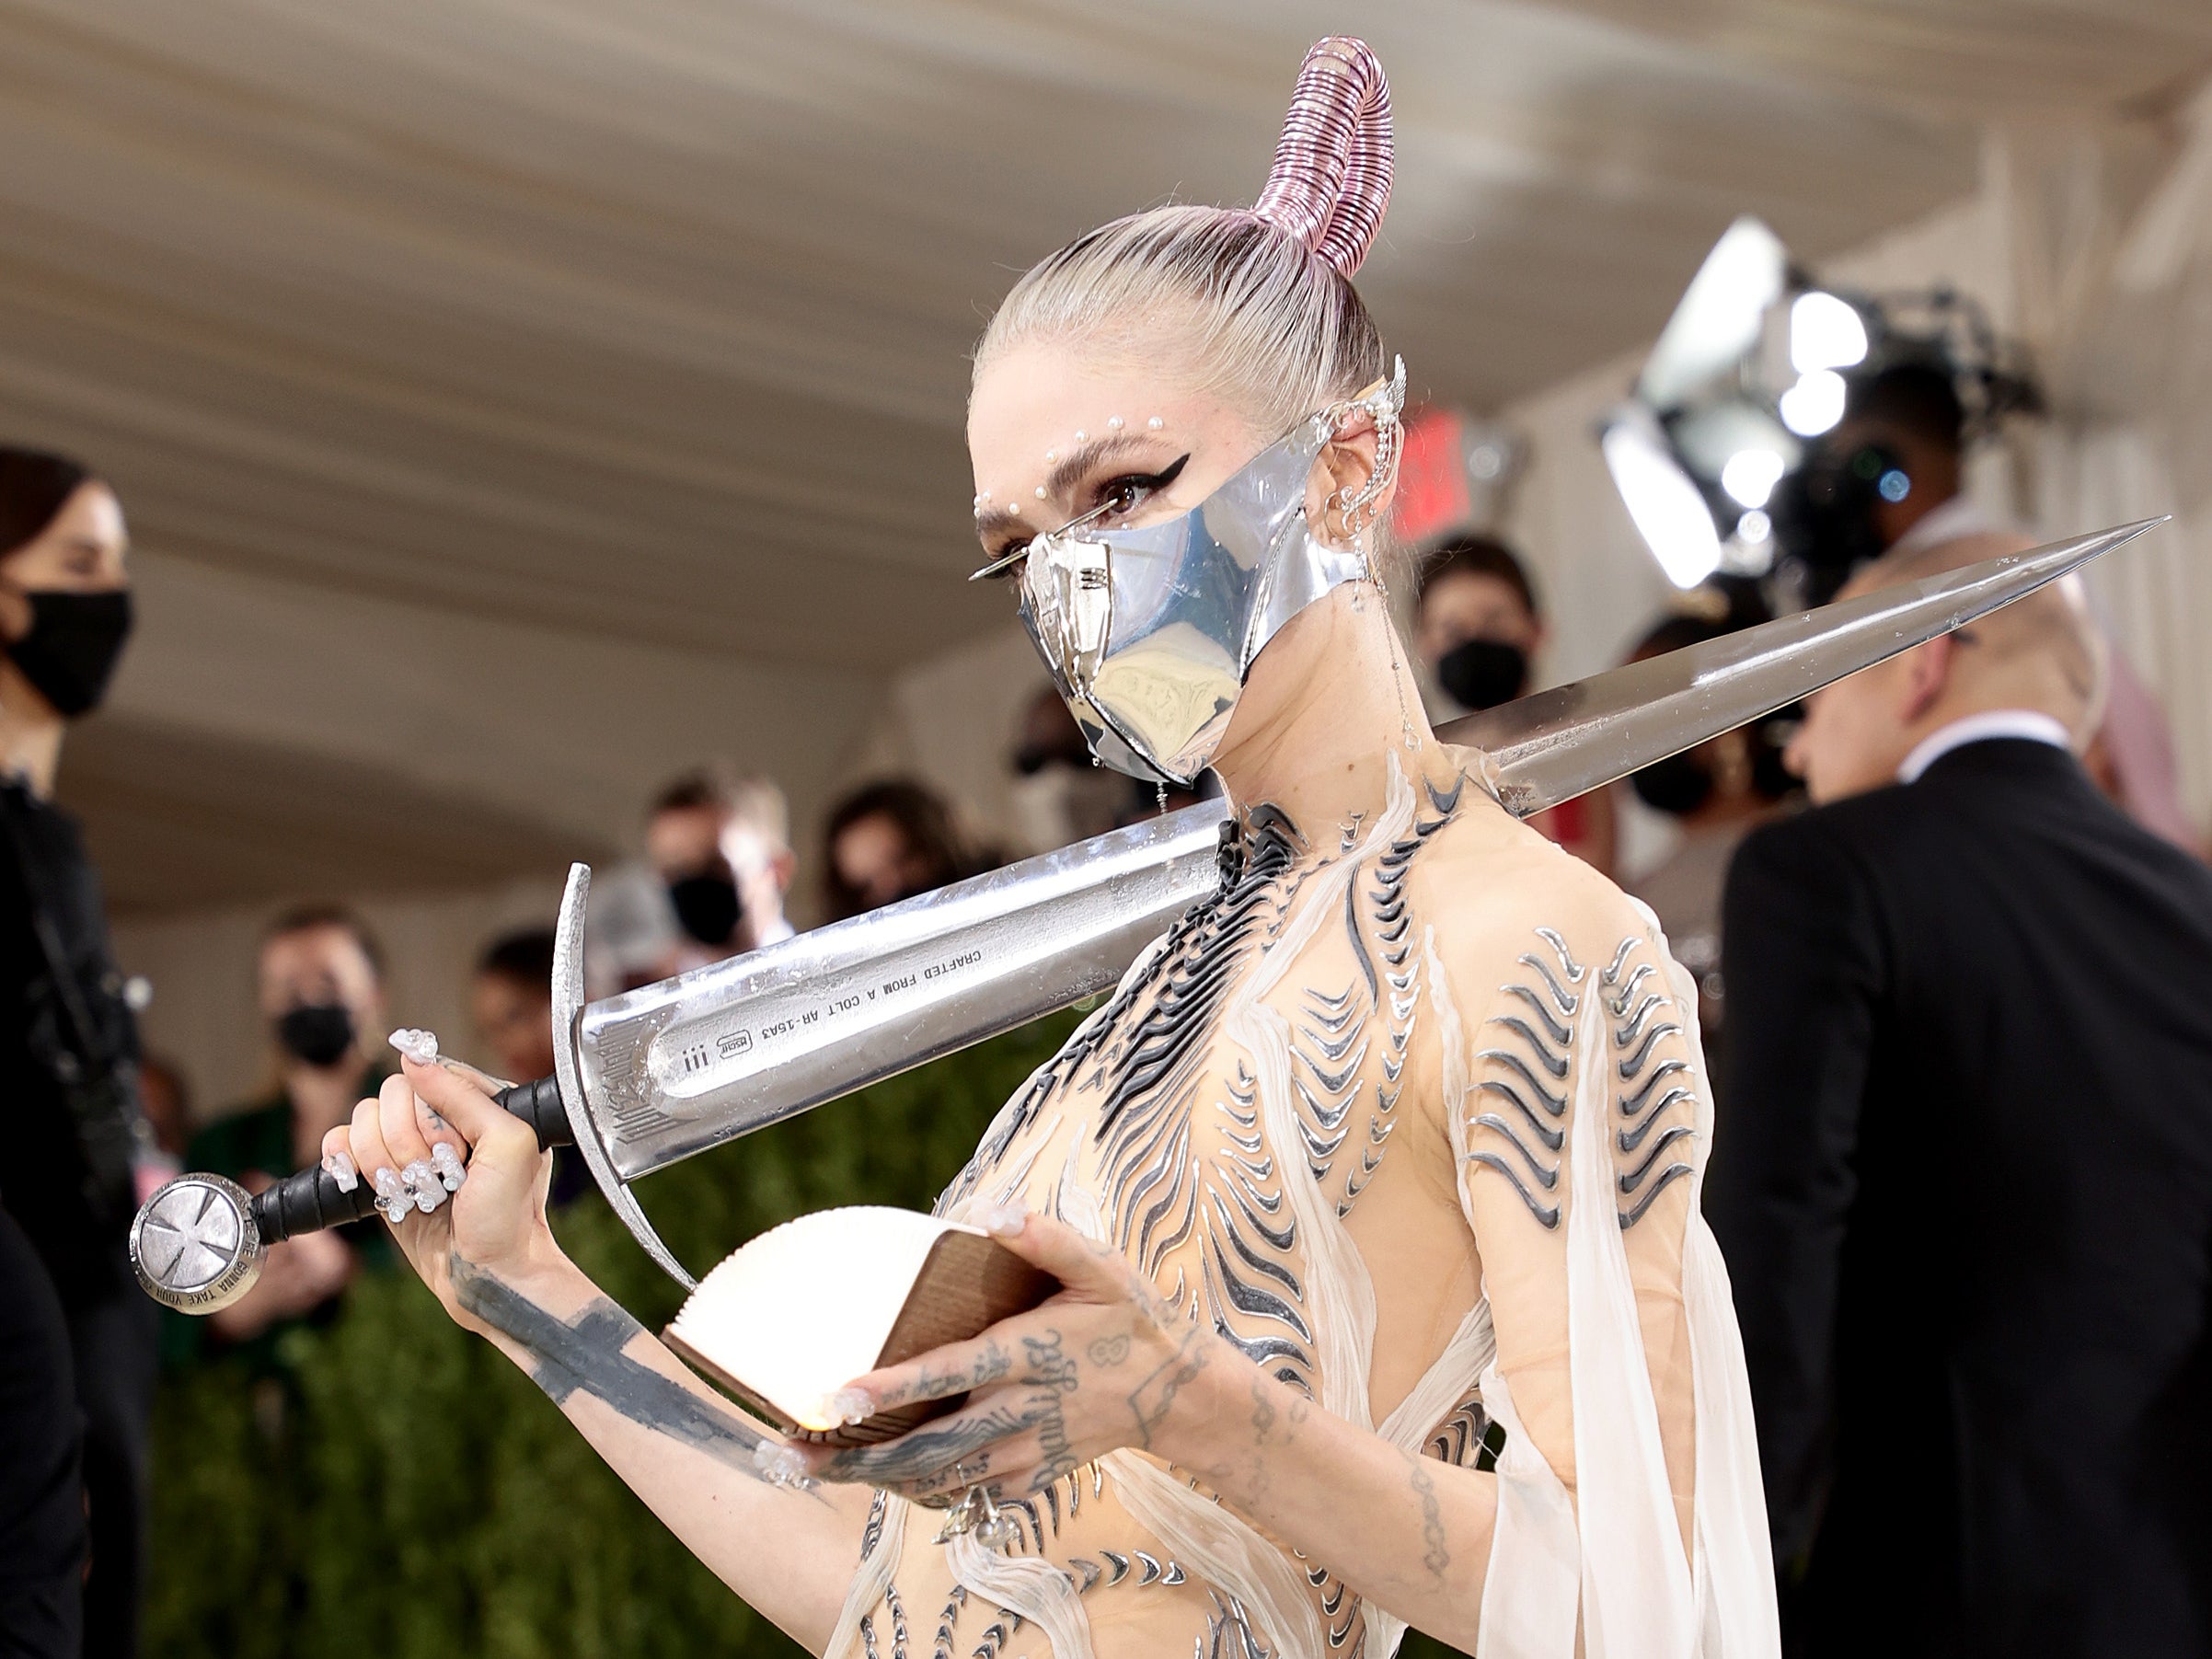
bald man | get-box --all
[1705,538,2212,1659]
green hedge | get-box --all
[148,1013,1076,1659]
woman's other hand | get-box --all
[321,1051,563,1338]
[798,1208,1230,1504]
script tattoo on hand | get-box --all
[870,1339,1013,1411]
[1024,1331,1080,1492]
[449,1256,820,1501]
[818,1403,1037,1489]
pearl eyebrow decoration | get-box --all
[1043,449,1056,464]
[1034,485,1047,499]
[1147,416,1165,431]
[1107,416,1124,431]
[1073,430,1087,443]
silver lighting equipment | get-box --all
[1601,216,2036,596]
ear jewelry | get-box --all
[1321,357,1407,546]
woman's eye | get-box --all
[1098,455,1190,521]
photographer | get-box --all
[0,446,154,1659]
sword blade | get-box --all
[1452,519,2162,814]
[577,803,1227,1180]
[574,518,2159,1186]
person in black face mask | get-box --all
[1412,534,1618,878]
[179,906,392,1358]
[644,768,797,971]
[1620,606,1797,1102]
[0,446,154,1659]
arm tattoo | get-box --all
[450,1256,818,1500]
[1407,1453,1449,1576]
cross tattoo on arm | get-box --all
[451,1256,821,1500]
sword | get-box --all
[132,518,2160,1310]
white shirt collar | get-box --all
[1889,492,2005,557]
[1897,709,2072,784]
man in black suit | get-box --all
[1706,530,2212,1657]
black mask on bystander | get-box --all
[1435,638,1529,711]
[667,871,742,947]
[6,589,133,717]
[277,1003,357,1068]
[1630,749,1715,816]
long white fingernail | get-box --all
[819,1387,873,1426]
[431,1143,466,1192]
[982,1202,1028,1238]
[387,1028,440,1066]
[372,1167,409,1223]
[322,1151,359,1193]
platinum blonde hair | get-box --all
[975,38,1394,441]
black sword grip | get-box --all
[249,1075,570,1243]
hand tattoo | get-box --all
[450,1256,820,1500]
[1125,1323,1212,1451]
[870,1339,1013,1410]
[817,1404,1037,1486]
[1024,1331,1081,1492]
[1086,1332,1131,1365]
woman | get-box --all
[1413,536,1618,877]
[1621,608,1798,1100]
[822,778,987,922]
[332,40,1776,1657]
[0,448,153,1659]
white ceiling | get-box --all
[2,0,2207,906]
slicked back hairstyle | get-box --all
[976,40,1393,447]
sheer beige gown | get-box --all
[824,755,1775,1659]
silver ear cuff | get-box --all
[1324,356,1408,542]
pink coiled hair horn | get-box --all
[1251,37,1393,278]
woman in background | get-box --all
[823,777,992,920]
[0,447,153,1659]
[1413,535,1618,877]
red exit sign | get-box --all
[1391,406,1474,545]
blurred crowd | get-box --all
[5,359,2210,1658]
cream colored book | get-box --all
[663,1205,1056,1448]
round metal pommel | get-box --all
[130,1173,265,1314]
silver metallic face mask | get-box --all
[976,360,1407,787]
